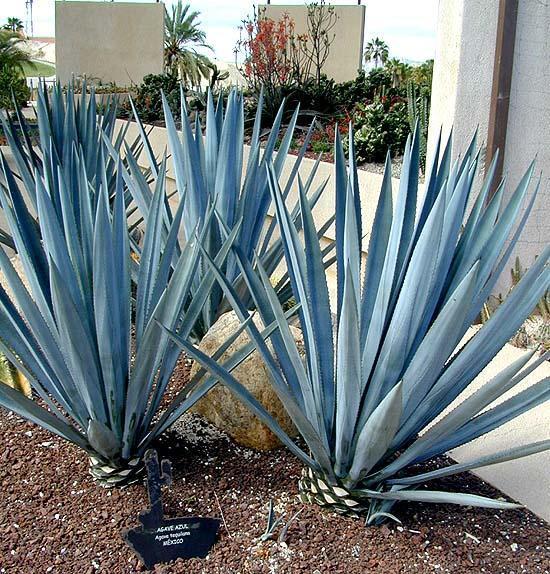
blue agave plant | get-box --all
[166,126,550,523]
[0,127,273,483]
[128,87,334,341]
[0,82,312,484]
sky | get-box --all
[1,0,439,64]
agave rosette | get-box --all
[0,133,269,483]
[167,126,550,523]
[128,87,334,341]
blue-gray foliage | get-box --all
[168,125,550,521]
[131,87,333,340]
[0,84,250,471]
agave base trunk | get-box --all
[298,468,369,516]
[88,455,144,487]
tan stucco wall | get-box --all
[427,0,550,295]
[500,1,550,293]
[425,0,463,162]
[55,1,164,87]
[261,4,365,83]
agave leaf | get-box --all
[259,131,320,257]
[237,252,313,416]
[214,90,243,227]
[149,197,185,308]
[334,129,347,316]
[93,183,131,434]
[449,150,500,282]
[0,247,80,412]
[399,262,480,421]
[361,179,447,419]
[359,137,424,391]
[139,219,244,434]
[347,382,402,486]
[366,511,402,525]
[0,116,37,212]
[389,439,550,486]
[422,351,543,444]
[135,158,168,341]
[0,154,52,314]
[298,179,334,430]
[335,262,361,476]
[466,180,541,324]
[87,419,121,461]
[128,98,159,177]
[360,152,393,348]
[426,377,550,457]
[476,163,535,291]
[393,128,419,283]
[0,382,89,449]
[408,248,550,440]
[356,487,521,509]
[123,239,200,450]
[0,283,83,421]
[49,260,107,424]
[267,166,326,432]
[381,350,542,478]
[204,90,219,196]
[36,172,86,316]
[409,161,475,345]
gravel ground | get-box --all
[1,403,549,574]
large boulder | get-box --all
[190,311,299,450]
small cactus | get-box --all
[481,256,549,352]
[407,81,429,172]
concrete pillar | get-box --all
[428,0,549,295]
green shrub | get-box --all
[0,66,29,110]
[284,75,341,118]
[310,137,332,154]
[351,98,409,163]
[122,73,181,122]
[335,68,398,110]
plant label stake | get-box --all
[123,449,220,569]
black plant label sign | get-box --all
[123,449,220,569]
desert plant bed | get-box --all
[1,402,549,573]
[1,82,549,573]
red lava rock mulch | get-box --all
[1,407,549,574]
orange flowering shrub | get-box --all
[236,9,304,97]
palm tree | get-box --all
[164,1,213,87]
[364,37,389,68]
[385,57,411,88]
[0,30,34,74]
[2,18,24,35]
